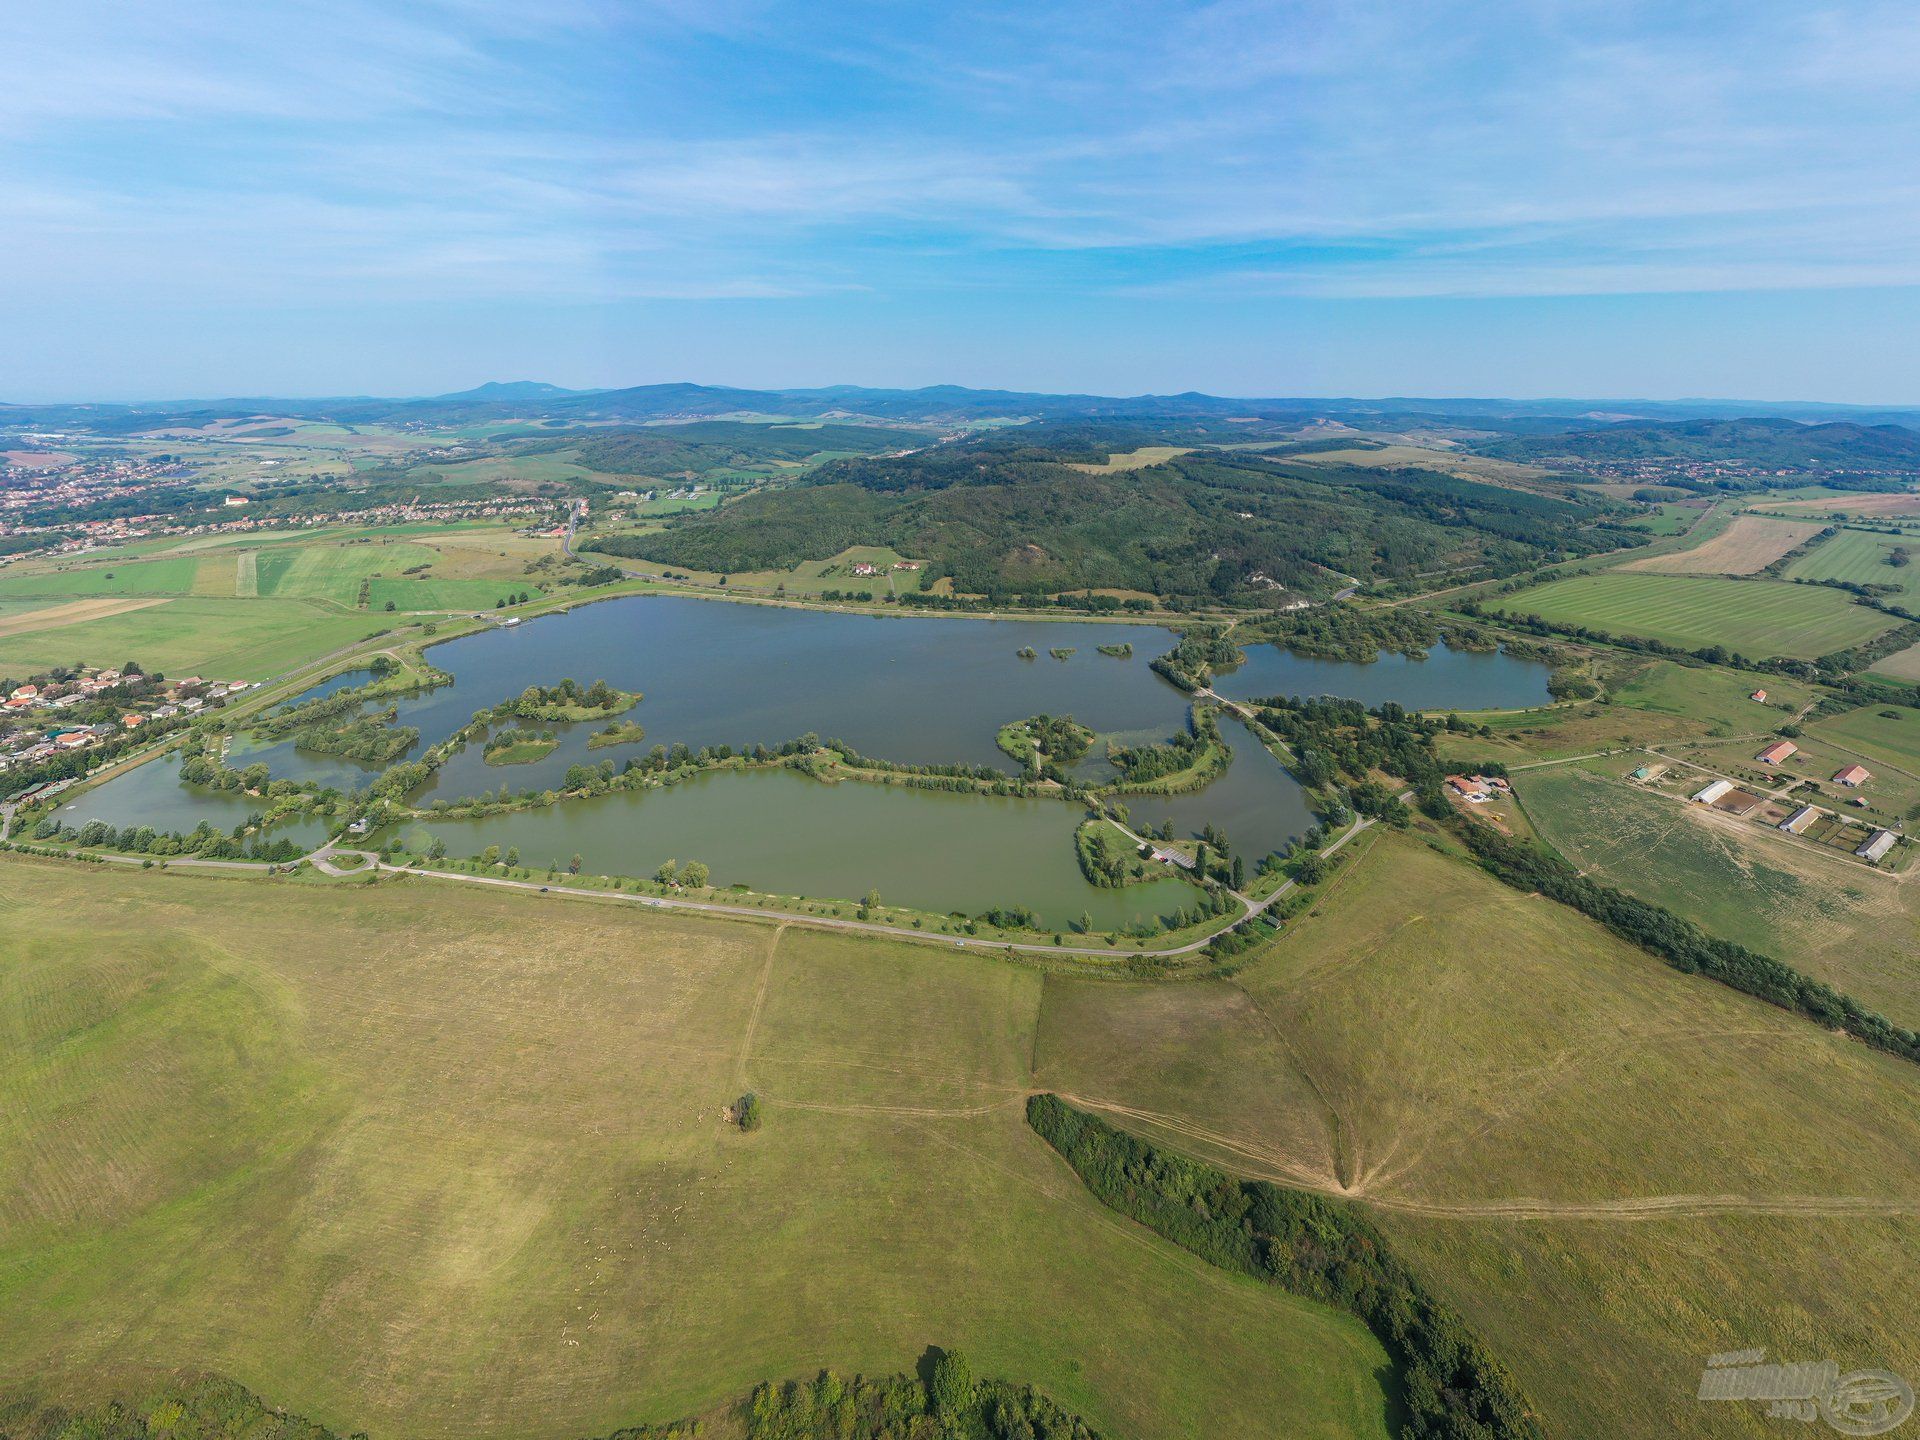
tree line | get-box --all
[1026,1095,1543,1440]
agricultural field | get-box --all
[1622,513,1821,574]
[0,525,566,676]
[405,452,600,488]
[1786,526,1920,601]
[1807,702,1920,785]
[1514,761,1920,1031]
[1773,490,1920,520]
[364,576,532,611]
[1870,639,1920,683]
[1488,570,1895,658]
[0,596,169,641]
[1031,833,1920,1440]
[1067,445,1194,473]
[1437,656,1814,765]
[0,597,396,680]
[0,859,1392,1440]
[1622,501,1701,535]
[1286,443,1562,491]
[0,553,225,599]
[615,545,932,599]
[251,539,446,605]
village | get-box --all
[0,432,568,562]
[0,665,253,779]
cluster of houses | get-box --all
[0,670,253,772]
[848,559,922,578]
[1445,773,1513,804]
[0,490,563,567]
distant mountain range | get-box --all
[5,381,1920,435]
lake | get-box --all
[392,767,1199,929]
[72,596,1552,918]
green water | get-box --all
[394,766,1199,928]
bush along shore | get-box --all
[247,650,451,741]
[1102,705,1230,794]
[1026,1094,1544,1440]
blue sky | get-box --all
[4,0,1918,401]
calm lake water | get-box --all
[74,596,1550,917]
[1211,641,1551,712]
[393,767,1198,928]
[57,755,332,850]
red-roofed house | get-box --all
[1756,740,1798,764]
[1833,764,1871,787]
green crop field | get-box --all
[0,597,395,680]
[0,526,565,679]
[1808,702,1920,778]
[1515,761,1920,1031]
[365,576,531,611]
[1624,502,1698,535]
[1490,570,1895,658]
[251,539,444,604]
[1787,527,1920,601]
[409,453,598,487]
[1439,656,1813,765]
[1030,833,1920,1440]
[0,554,217,599]
[0,860,1393,1440]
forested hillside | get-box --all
[587,441,1635,601]
[1478,416,1920,473]
[518,421,932,477]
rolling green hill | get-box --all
[589,444,1637,601]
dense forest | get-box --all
[587,439,1633,603]
[509,420,932,481]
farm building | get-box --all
[1756,740,1799,764]
[1692,779,1734,805]
[1749,689,1768,702]
[1778,805,1820,835]
[1630,765,1654,781]
[1832,764,1871,787]
[1856,829,1898,864]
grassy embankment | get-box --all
[1031,831,1920,1440]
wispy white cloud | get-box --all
[1,0,1916,310]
